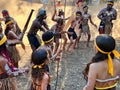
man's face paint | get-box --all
[107,4,113,11]
[83,7,88,13]
[76,14,81,20]
[2,12,9,18]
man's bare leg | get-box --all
[62,37,67,51]
[53,42,59,54]
[66,38,73,52]
[86,34,91,47]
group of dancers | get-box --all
[0,0,119,90]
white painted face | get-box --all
[83,7,88,13]
[107,4,113,11]
[76,14,82,20]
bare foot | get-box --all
[86,43,89,47]
[73,45,78,49]
[55,55,61,61]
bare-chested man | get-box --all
[80,5,97,47]
[27,9,49,52]
[97,0,117,34]
[2,10,22,36]
[67,11,82,51]
[51,9,68,53]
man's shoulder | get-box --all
[101,7,107,11]
[33,18,38,22]
[33,19,40,24]
[9,17,14,20]
[34,19,46,24]
[112,8,117,12]
[86,13,91,17]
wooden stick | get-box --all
[64,0,66,18]
[53,0,56,10]
[21,9,34,40]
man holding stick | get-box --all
[27,9,49,52]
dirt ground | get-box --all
[17,39,120,90]
[0,0,120,90]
